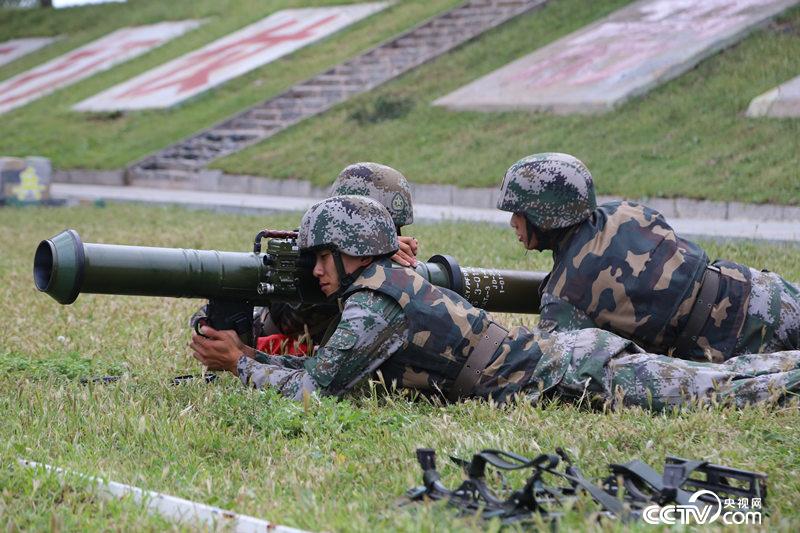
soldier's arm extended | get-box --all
[237,290,408,399]
[250,351,309,369]
[537,292,597,332]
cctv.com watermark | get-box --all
[643,490,763,525]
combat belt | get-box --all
[401,447,766,524]
[448,322,508,402]
[674,264,722,355]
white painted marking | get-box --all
[435,0,800,114]
[19,459,310,533]
[0,37,58,68]
[74,3,389,111]
[54,0,126,8]
[0,20,202,115]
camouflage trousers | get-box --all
[554,345,800,411]
[752,271,800,352]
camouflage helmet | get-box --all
[496,153,596,229]
[298,195,399,257]
[329,162,413,227]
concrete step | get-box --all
[243,109,282,122]
[139,157,201,171]
[312,75,371,88]
[205,129,272,139]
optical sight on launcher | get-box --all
[34,229,545,347]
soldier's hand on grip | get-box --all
[392,235,419,267]
[189,326,255,375]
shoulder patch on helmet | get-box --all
[330,162,413,227]
[390,192,406,214]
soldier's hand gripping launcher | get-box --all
[34,229,545,346]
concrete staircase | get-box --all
[127,0,548,186]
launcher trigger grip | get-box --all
[194,317,210,338]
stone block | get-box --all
[411,184,453,205]
[309,184,328,198]
[194,169,222,191]
[452,186,497,209]
[746,75,800,118]
[783,205,800,221]
[54,169,125,186]
[219,173,252,194]
[249,177,284,195]
[729,201,796,221]
[277,178,312,197]
[636,197,677,218]
[674,199,729,220]
[435,0,800,114]
[128,176,174,189]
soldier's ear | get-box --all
[358,256,373,267]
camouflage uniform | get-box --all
[234,196,800,409]
[251,163,415,346]
[554,332,800,411]
[497,153,800,361]
[237,257,800,409]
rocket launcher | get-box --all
[34,229,545,346]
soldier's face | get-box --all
[510,213,538,250]
[313,250,372,296]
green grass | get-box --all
[1,203,799,530]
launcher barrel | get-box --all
[34,230,544,313]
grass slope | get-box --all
[218,0,800,204]
[1,203,799,530]
[2,0,798,204]
[0,0,461,168]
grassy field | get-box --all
[1,0,799,204]
[1,203,799,530]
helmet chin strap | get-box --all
[523,214,569,251]
[524,215,544,251]
[330,250,366,299]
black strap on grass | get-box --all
[402,447,767,525]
